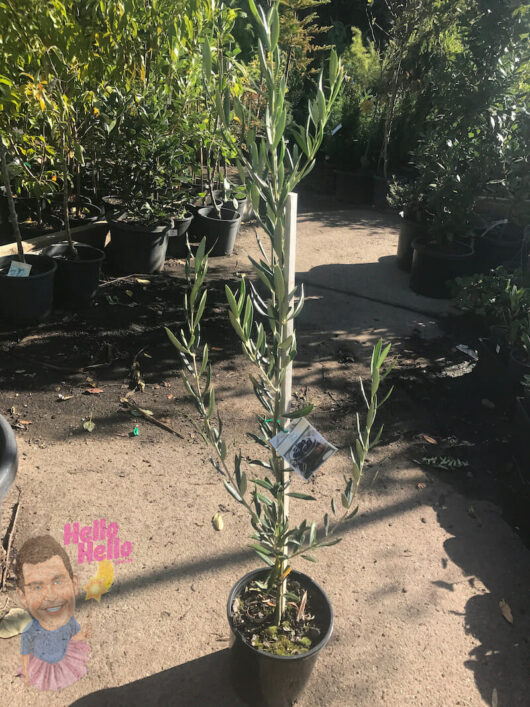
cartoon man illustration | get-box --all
[15,535,91,690]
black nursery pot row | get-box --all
[397,219,525,299]
[0,193,248,326]
[106,205,242,272]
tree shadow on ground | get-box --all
[389,332,530,706]
[71,649,245,707]
[433,498,530,707]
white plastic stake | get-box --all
[280,193,297,526]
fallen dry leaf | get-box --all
[86,376,96,387]
[422,434,437,444]
[499,599,513,624]
[136,278,150,285]
[19,420,32,425]
[84,388,103,395]
[212,512,224,531]
[416,482,427,489]
[0,609,32,638]
[167,394,174,400]
[57,394,73,402]
[125,289,134,297]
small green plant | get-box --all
[454,268,530,348]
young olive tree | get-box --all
[168,0,394,626]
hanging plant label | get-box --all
[270,418,337,481]
[7,261,32,277]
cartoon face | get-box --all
[17,555,79,631]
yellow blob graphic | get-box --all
[84,560,115,602]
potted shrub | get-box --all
[167,4,393,703]
[165,198,195,259]
[0,141,57,325]
[1,133,63,243]
[407,135,480,298]
[23,28,107,309]
[222,180,254,223]
[474,219,525,273]
[387,176,431,271]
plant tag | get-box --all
[7,261,32,277]
[331,123,342,136]
[456,344,478,361]
[270,418,337,481]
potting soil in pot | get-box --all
[231,576,322,656]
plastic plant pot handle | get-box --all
[0,414,18,527]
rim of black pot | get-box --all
[102,194,127,206]
[226,567,334,662]
[474,224,523,242]
[42,242,106,264]
[0,413,17,503]
[19,213,64,231]
[172,211,193,223]
[69,202,104,220]
[108,218,170,234]
[0,253,57,278]
[197,206,242,223]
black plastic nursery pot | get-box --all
[223,197,254,223]
[106,220,169,273]
[472,338,510,403]
[508,351,530,395]
[101,195,126,220]
[195,207,241,256]
[73,222,109,252]
[409,239,475,299]
[474,229,523,273]
[396,219,430,272]
[0,253,57,325]
[0,413,17,511]
[166,212,194,259]
[227,568,334,707]
[42,242,105,308]
[512,397,530,475]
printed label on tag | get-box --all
[7,260,32,277]
[270,418,337,481]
